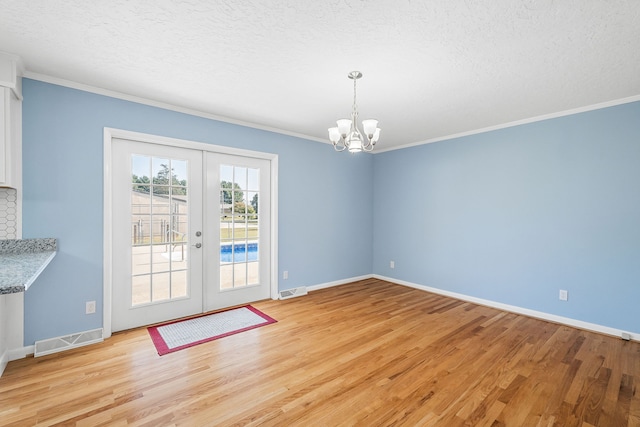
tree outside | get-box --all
[132,164,186,195]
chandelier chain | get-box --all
[352,77,358,118]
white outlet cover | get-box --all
[86,301,96,314]
[559,290,568,301]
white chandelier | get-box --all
[328,71,381,153]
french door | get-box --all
[204,152,271,310]
[111,138,271,332]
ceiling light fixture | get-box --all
[328,71,380,153]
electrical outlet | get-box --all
[283,271,288,280]
[559,290,568,301]
[390,260,395,269]
[86,300,96,314]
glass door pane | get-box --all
[219,164,260,290]
[131,155,190,305]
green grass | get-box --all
[220,227,258,240]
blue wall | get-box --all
[21,77,640,345]
[22,79,373,345]
[373,101,640,332]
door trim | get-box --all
[103,127,279,338]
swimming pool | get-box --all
[220,243,258,263]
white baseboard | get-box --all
[0,349,7,377]
[374,274,639,342]
[9,345,34,361]
[307,274,374,292]
[0,345,34,377]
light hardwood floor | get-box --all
[1,278,639,426]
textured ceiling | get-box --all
[1,0,639,151]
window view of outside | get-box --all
[130,155,189,306]
[220,164,259,289]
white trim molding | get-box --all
[103,129,113,338]
[307,274,375,293]
[25,71,640,155]
[306,273,639,343]
[1,344,35,375]
[374,94,640,153]
[374,274,639,342]
[9,345,34,361]
[26,72,326,145]
[0,350,7,376]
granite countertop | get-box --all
[0,238,57,294]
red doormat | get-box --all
[147,305,277,355]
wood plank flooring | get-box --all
[1,278,639,426]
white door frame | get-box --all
[103,128,279,339]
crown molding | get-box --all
[21,71,640,154]
[22,71,327,145]
[374,94,640,153]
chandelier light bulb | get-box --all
[362,119,378,138]
[372,128,381,143]
[328,127,340,143]
[337,119,352,137]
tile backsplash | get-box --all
[0,188,18,239]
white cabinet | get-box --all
[0,53,22,189]
[0,87,21,187]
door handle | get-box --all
[193,243,202,248]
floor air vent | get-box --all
[34,328,103,357]
[279,286,308,300]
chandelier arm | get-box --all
[333,141,347,152]
[333,135,347,151]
